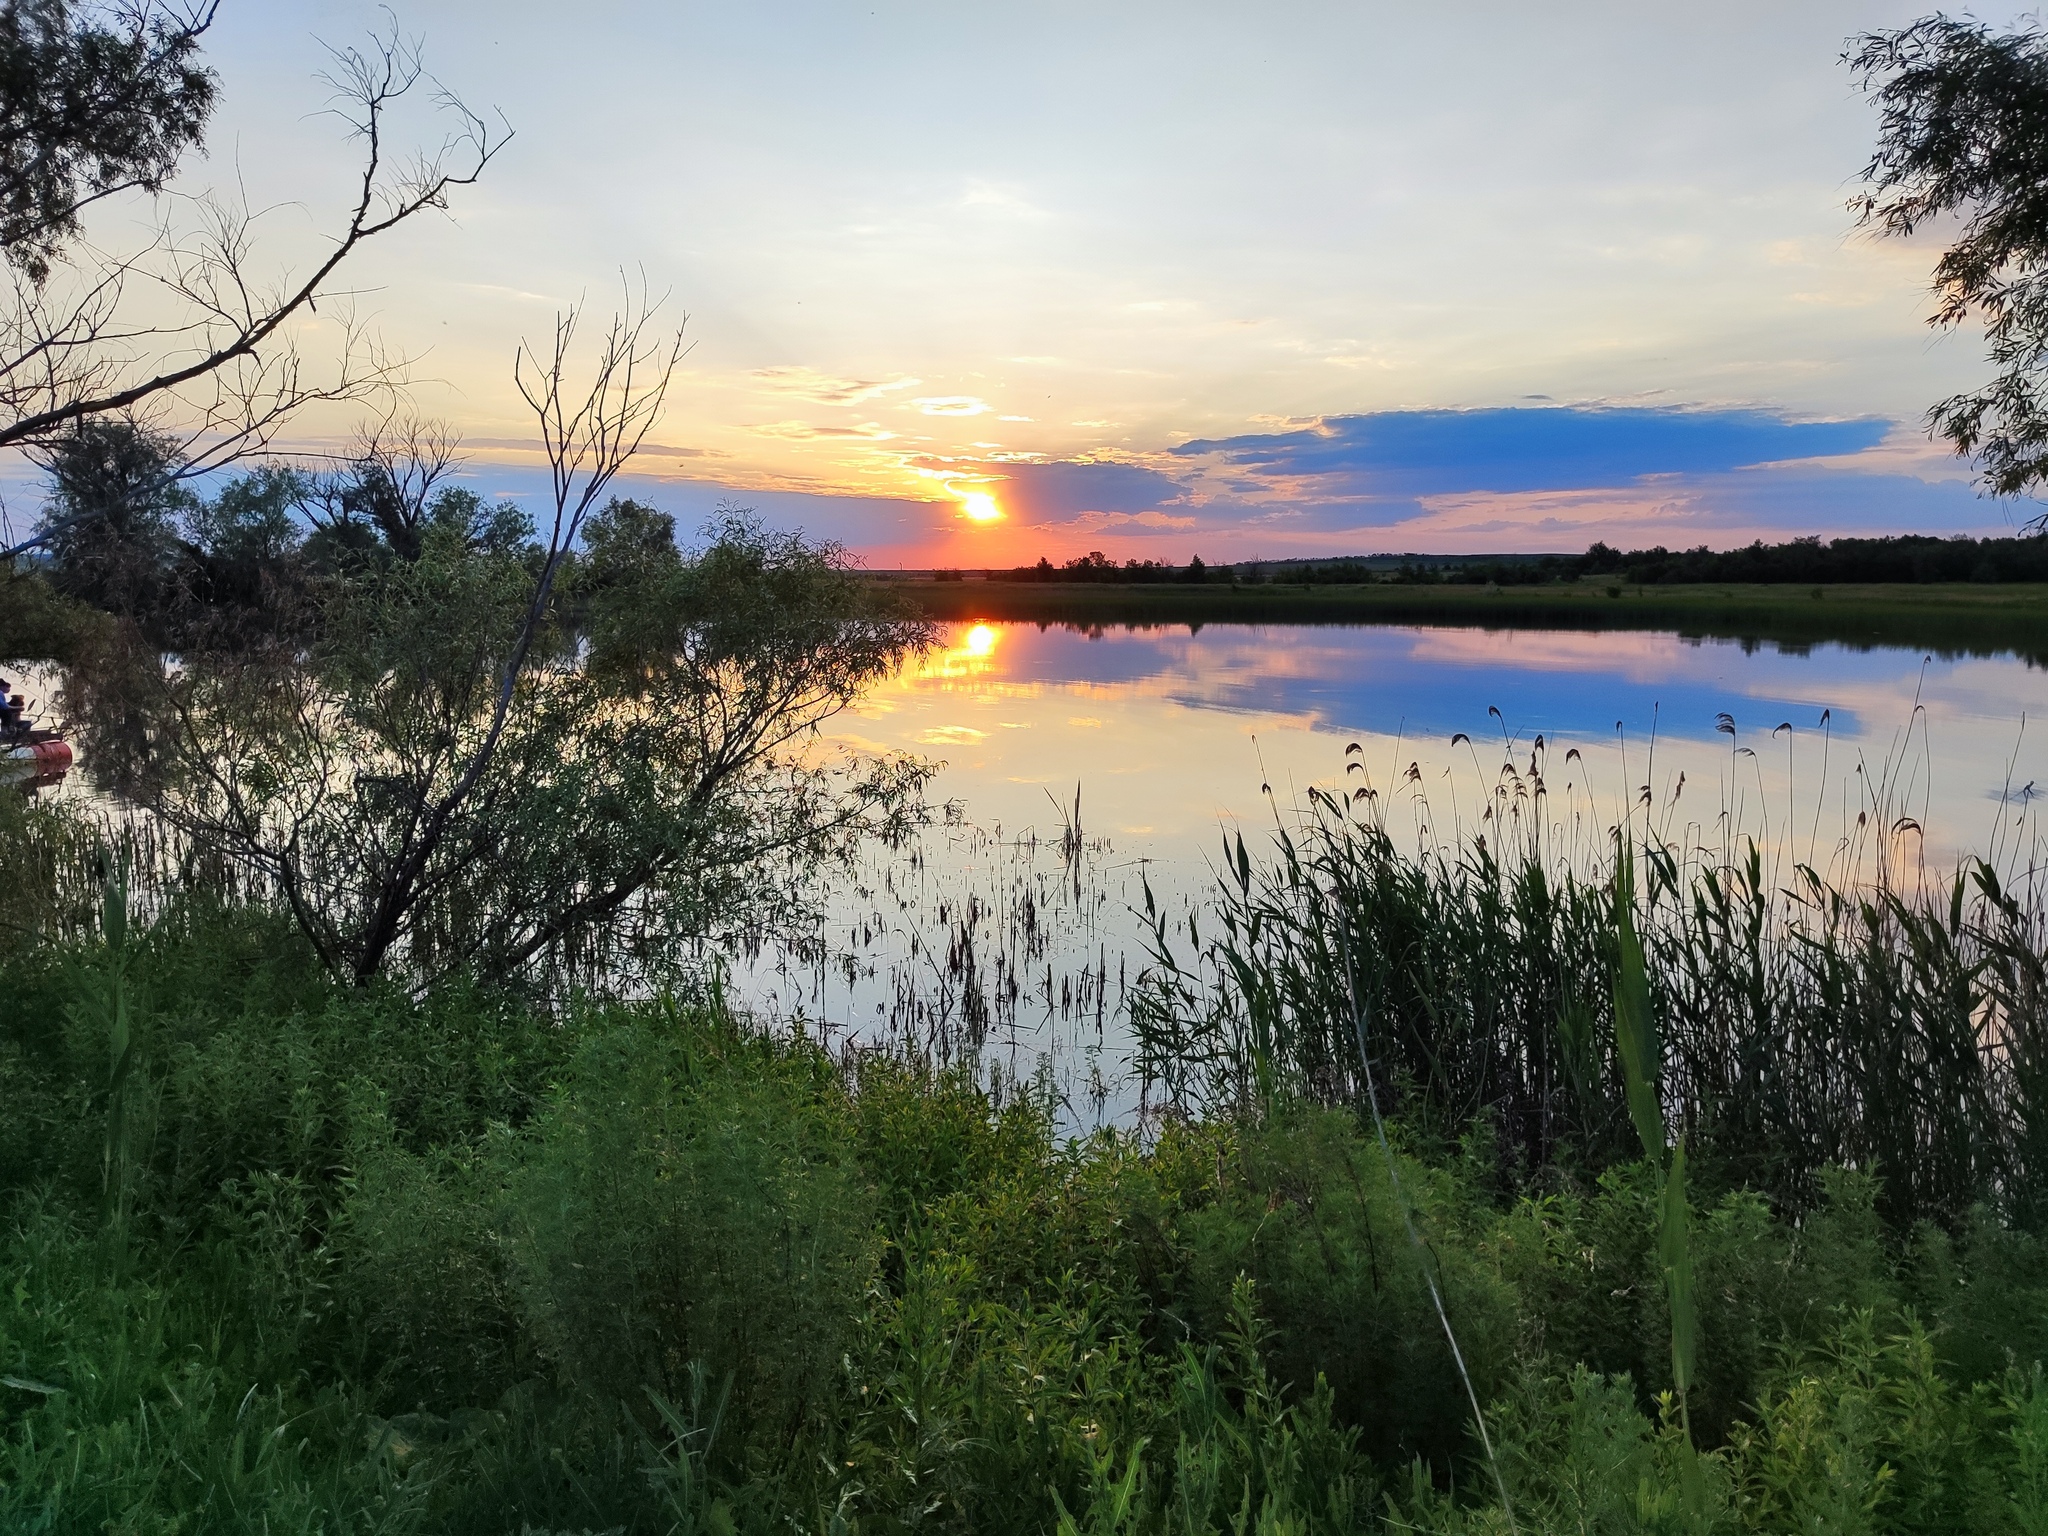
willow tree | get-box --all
[1853,15,2048,505]
[153,297,933,988]
[0,3,503,559]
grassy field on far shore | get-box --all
[881,575,2048,659]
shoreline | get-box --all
[878,577,2048,661]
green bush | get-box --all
[1175,1108,1519,1469]
[11,890,2048,1531]
[336,1125,524,1411]
[502,1010,880,1462]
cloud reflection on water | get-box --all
[840,621,2047,866]
[747,619,2048,1116]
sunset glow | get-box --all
[159,5,2020,567]
[34,9,2048,1508]
[958,491,1003,524]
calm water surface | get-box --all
[24,622,2047,1117]
[740,620,2048,1115]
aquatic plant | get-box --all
[1133,732,2048,1234]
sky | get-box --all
[29,0,2048,563]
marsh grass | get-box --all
[6,889,2048,1531]
[1133,709,2048,1233]
[735,803,1131,1112]
[14,730,2048,1530]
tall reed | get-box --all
[1133,747,2048,1230]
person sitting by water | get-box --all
[2,693,26,742]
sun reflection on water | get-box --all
[917,621,1006,680]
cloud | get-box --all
[1062,509,1199,532]
[749,420,899,441]
[959,181,1052,220]
[1631,464,2004,534]
[751,367,921,405]
[911,396,992,416]
[633,443,726,459]
[460,437,721,458]
[1173,406,1891,502]
[1173,464,2007,550]
[951,410,1997,552]
[981,458,1187,524]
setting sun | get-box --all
[964,623,997,657]
[958,490,1003,523]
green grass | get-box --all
[10,804,2048,1531]
[883,576,2048,661]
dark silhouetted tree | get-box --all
[37,413,191,615]
[0,7,503,558]
[1852,15,2048,508]
[0,0,218,286]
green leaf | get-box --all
[1613,843,1665,1161]
[100,855,127,955]
[1661,1139,1697,1398]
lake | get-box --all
[21,617,2048,1119]
[737,618,2048,1119]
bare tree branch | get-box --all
[0,15,506,474]
[345,282,687,979]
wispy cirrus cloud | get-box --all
[1062,509,1198,532]
[750,367,922,406]
[958,180,1053,220]
[461,436,723,458]
[749,420,899,441]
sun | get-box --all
[958,490,1003,523]
[964,623,997,658]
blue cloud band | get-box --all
[1172,406,1892,498]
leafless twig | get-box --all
[0,16,506,508]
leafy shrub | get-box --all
[336,1125,525,1411]
[502,1011,880,1461]
[1491,1363,1729,1535]
[1174,1108,1519,1469]
[11,896,2048,1530]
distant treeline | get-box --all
[932,532,2048,587]
[962,551,1380,585]
[1469,532,2048,586]
[980,552,1214,583]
